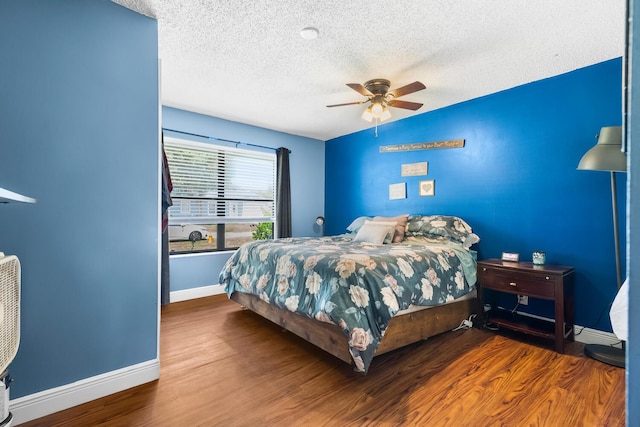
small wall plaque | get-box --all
[401,162,428,177]
[419,180,435,197]
[389,183,406,200]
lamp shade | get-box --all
[380,105,391,122]
[361,106,373,122]
[577,126,627,172]
[371,102,384,118]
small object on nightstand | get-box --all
[501,252,519,262]
[532,251,546,265]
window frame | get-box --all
[164,135,277,254]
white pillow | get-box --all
[364,220,396,244]
[353,222,392,244]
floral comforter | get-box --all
[219,236,477,373]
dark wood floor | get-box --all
[22,295,626,426]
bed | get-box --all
[219,214,481,373]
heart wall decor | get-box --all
[419,180,435,197]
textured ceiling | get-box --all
[112,0,625,141]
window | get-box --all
[164,136,276,253]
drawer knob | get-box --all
[546,276,550,280]
[482,268,487,271]
[509,282,517,287]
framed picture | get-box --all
[419,180,435,197]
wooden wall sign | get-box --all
[380,139,465,153]
[388,183,407,200]
[401,162,428,177]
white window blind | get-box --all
[164,137,276,225]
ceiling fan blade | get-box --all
[388,81,426,98]
[387,99,423,111]
[346,83,373,97]
[326,100,367,108]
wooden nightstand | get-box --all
[477,258,575,353]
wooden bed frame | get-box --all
[230,291,480,366]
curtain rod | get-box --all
[162,127,290,153]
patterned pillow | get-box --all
[405,215,480,248]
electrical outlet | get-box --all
[517,295,529,305]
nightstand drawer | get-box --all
[478,268,556,298]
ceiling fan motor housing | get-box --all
[364,79,391,96]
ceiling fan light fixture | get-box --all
[380,105,391,122]
[361,105,374,122]
[328,79,426,126]
[370,101,384,118]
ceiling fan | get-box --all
[327,79,426,123]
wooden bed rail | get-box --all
[230,291,480,368]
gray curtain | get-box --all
[276,147,292,238]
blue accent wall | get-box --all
[0,0,159,398]
[162,107,325,292]
[326,59,626,332]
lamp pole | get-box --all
[610,171,623,290]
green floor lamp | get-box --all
[577,126,627,368]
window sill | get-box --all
[169,250,236,259]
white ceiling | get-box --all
[112,0,625,141]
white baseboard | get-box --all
[574,326,622,347]
[508,309,622,348]
[10,359,160,425]
[170,284,225,303]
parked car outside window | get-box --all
[168,224,210,242]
